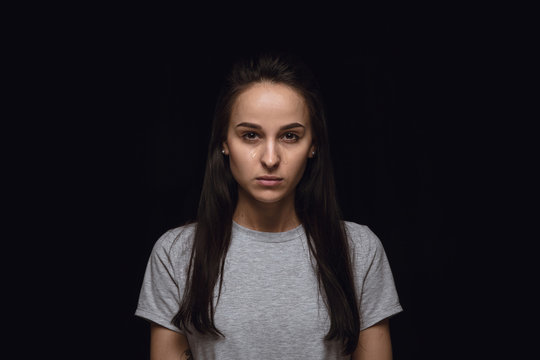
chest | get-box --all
[211,238,331,339]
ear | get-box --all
[222,141,230,155]
[308,144,316,158]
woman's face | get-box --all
[223,82,315,205]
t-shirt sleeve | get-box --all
[134,230,186,334]
[350,224,403,330]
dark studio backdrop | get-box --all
[30,8,511,360]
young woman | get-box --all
[135,52,402,359]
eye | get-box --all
[282,132,300,142]
[242,132,259,141]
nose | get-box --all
[260,140,280,170]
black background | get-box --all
[11,4,521,359]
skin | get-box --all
[352,319,393,360]
[149,81,393,359]
[150,323,191,360]
[222,82,315,232]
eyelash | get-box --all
[242,132,300,143]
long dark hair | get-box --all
[172,52,360,356]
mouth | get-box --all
[256,176,283,186]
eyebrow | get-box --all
[236,122,305,130]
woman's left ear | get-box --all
[309,145,316,158]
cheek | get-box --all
[228,145,258,177]
[248,149,258,159]
[297,158,309,176]
[234,146,259,164]
[287,152,309,177]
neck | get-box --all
[233,189,300,232]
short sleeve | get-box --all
[134,229,186,333]
[348,223,403,330]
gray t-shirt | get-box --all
[135,221,402,359]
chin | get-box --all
[249,190,289,204]
[252,194,285,204]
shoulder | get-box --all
[152,222,197,260]
[343,221,381,247]
[342,221,385,261]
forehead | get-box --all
[230,82,309,127]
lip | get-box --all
[256,176,283,187]
[257,176,283,180]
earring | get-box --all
[221,149,226,155]
[312,151,316,156]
